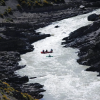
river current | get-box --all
[16,9,100,100]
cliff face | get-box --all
[0,23,50,99]
[62,18,100,75]
[0,25,50,54]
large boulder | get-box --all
[88,13,99,21]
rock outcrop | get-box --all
[0,24,50,54]
[0,23,50,99]
[88,13,100,21]
[0,51,45,99]
[62,18,100,75]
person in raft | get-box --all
[48,54,51,57]
[46,50,48,52]
[42,50,45,53]
[51,49,53,52]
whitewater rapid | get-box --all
[16,9,100,100]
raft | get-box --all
[41,51,53,54]
[46,56,53,57]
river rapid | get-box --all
[16,9,100,100]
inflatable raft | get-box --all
[46,55,53,57]
[41,51,53,54]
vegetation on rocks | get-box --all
[7,7,12,14]
[17,4,22,10]
[0,80,38,100]
[0,0,5,6]
[2,94,10,100]
[16,0,65,9]
[0,13,3,18]
[5,18,13,22]
[0,7,13,18]
[3,10,8,16]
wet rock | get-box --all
[55,25,59,28]
[0,51,45,99]
[26,33,50,43]
[0,25,50,54]
[0,22,50,99]
[10,82,45,99]
[29,77,37,79]
[62,19,100,74]
[20,83,45,99]
[28,83,44,88]
[5,76,29,84]
[88,13,99,21]
[80,5,85,9]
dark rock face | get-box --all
[0,51,46,99]
[0,37,34,54]
[0,24,49,99]
[0,26,50,54]
[88,13,100,21]
[0,51,21,75]
[62,19,100,75]
[10,82,45,99]
[5,76,29,84]
[21,83,45,99]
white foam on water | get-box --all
[16,9,100,100]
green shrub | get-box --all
[7,7,12,14]
[33,1,43,7]
[21,1,26,7]
[2,82,10,87]
[30,1,34,5]
[2,95,10,100]
[43,0,52,6]
[0,13,3,18]
[0,91,4,95]
[3,11,8,16]
[5,18,13,22]
[4,7,13,16]
[1,0,5,6]
[27,2,31,9]
[0,80,2,83]
[17,4,22,10]
[43,0,49,4]
[38,2,43,7]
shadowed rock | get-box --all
[88,13,100,21]
[62,19,100,76]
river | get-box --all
[16,9,100,100]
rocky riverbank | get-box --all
[62,14,100,76]
[0,24,50,99]
[0,0,100,100]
